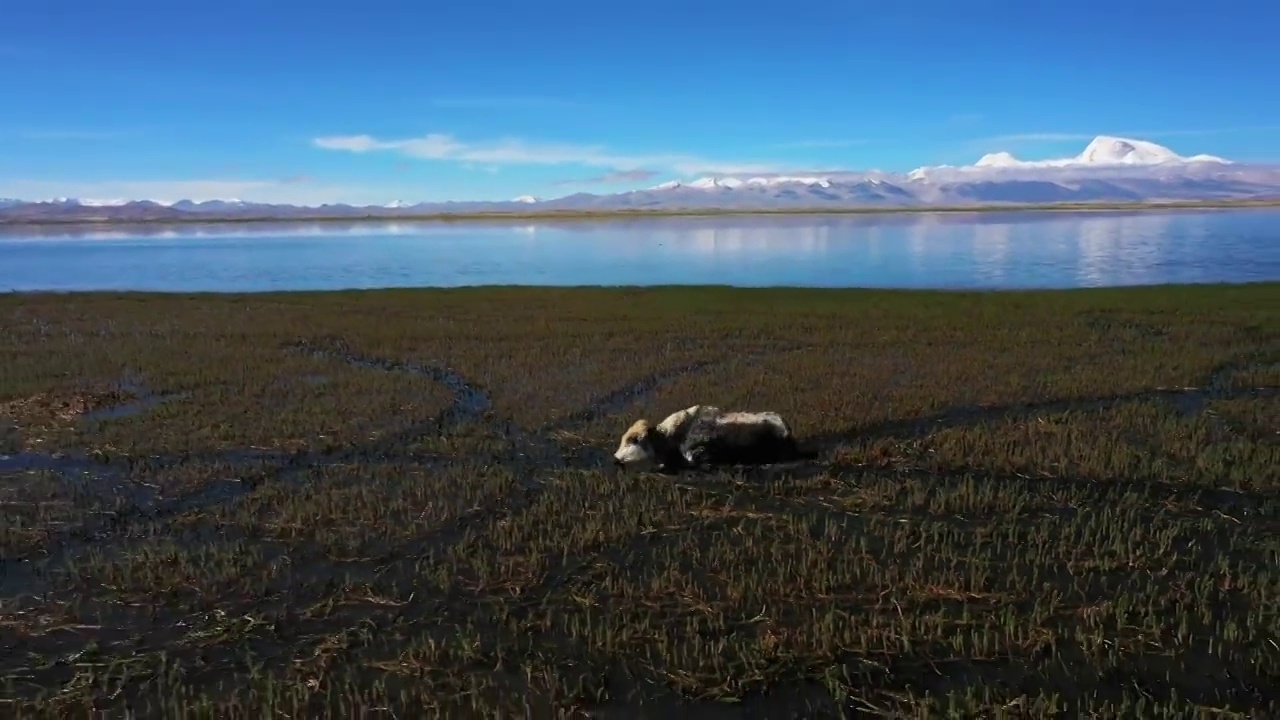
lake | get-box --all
[2,208,1278,292]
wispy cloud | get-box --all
[312,132,781,175]
[554,169,659,186]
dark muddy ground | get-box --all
[1,284,1278,718]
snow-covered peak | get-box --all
[42,197,143,207]
[39,197,262,208]
[1076,136,1183,165]
[79,198,133,207]
[973,151,1020,168]
[691,177,747,189]
[754,175,833,188]
[512,195,541,204]
[909,135,1230,178]
[649,175,835,191]
[1185,153,1230,163]
[384,200,410,209]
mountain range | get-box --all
[3,136,1279,223]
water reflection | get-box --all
[970,221,1012,285]
[0,220,431,242]
[1069,212,1165,286]
[685,223,831,257]
[0,208,1276,292]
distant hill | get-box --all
[4,136,1279,223]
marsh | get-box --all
[1,284,1277,717]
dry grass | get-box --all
[1,283,1277,718]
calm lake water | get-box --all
[2,209,1278,292]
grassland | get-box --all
[1,283,1277,718]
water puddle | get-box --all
[0,452,156,511]
[1168,392,1209,418]
[0,451,128,478]
[151,478,255,516]
[81,390,189,423]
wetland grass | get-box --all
[1,283,1278,717]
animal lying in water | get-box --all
[612,405,803,471]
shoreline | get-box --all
[2,197,1279,227]
[6,280,1278,298]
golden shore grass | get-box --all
[1,283,1278,718]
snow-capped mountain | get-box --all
[656,176,839,190]
[2,136,1278,223]
[968,135,1227,170]
[908,136,1234,183]
[585,136,1274,209]
[170,199,256,212]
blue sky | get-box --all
[2,1,1278,205]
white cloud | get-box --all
[312,132,781,176]
[0,178,395,206]
[312,135,385,152]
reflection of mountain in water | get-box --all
[589,221,836,264]
[0,209,1271,292]
[872,210,1202,289]
[0,221,429,243]
[969,220,1013,284]
[904,214,943,276]
[1074,211,1178,286]
[685,224,830,257]
[909,211,1185,288]
[576,211,1224,288]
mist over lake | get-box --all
[2,208,1278,293]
